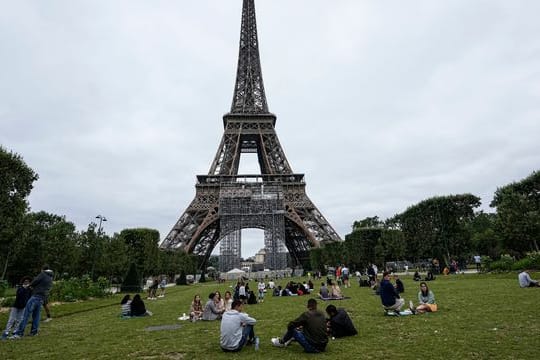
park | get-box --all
[1,1,540,358]
[0,271,538,359]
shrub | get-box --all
[512,251,540,270]
[1,296,15,307]
[0,280,8,297]
[480,256,492,273]
[176,270,187,285]
[489,254,515,272]
[121,263,142,292]
[48,275,112,302]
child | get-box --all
[2,277,32,340]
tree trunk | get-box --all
[1,250,10,280]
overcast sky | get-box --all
[1,0,539,257]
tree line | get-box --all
[2,145,539,284]
[1,146,196,286]
[311,170,540,272]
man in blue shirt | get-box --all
[380,271,404,313]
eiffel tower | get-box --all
[160,0,341,271]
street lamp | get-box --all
[96,215,107,234]
[92,215,107,279]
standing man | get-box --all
[220,300,258,352]
[11,265,54,338]
[380,271,404,314]
[518,270,540,288]
[474,255,482,272]
[271,298,328,353]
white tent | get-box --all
[225,268,246,280]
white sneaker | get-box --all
[271,337,284,347]
[43,318,52,323]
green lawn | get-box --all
[0,272,538,359]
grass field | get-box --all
[0,272,538,359]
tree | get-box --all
[491,170,540,256]
[352,216,383,231]
[344,228,382,269]
[10,212,79,282]
[76,223,102,278]
[101,234,129,281]
[395,194,481,264]
[121,262,142,292]
[468,211,500,258]
[0,147,39,279]
[119,228,160,278]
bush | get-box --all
[49,275,112,302]
[512,251,540,270]
[489,254,515,272]
[0,280,8,297]
[121,263,142,292]
[1,296,15,307]
[176,270,187,286]
[480,256,492,273]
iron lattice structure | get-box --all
[160,0,341,270]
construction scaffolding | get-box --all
[219,180,287,272]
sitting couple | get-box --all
[120,294,153,317]
[380,271,437,315]
[318,282,344,300]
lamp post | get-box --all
[96,215,107,234]
[91,215,107,279]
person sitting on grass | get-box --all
[202,292,224,320]
[325,305,357,338]
[394,274,405,294]
[220,300,258,352]
[330,282,343,299]
[120,294,132,317]
[190,294,203,322]
[271,298,328,353]
[380,271,404,314]
[518,270,540,288]
[130,294,152,316]
[214,291,225,313]
[409,282,437,314]
[224,291,233,311]
[413,271,422,281]
[319,283,330,299]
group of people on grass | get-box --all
[380,270,438,315]
[120,294,153,317]
[318,281,345,300]
[220,297,357,353]
[146,277,167,300]
[6,264,539,343]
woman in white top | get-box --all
[224,291,233,311]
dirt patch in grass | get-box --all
[131,351,185,359]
